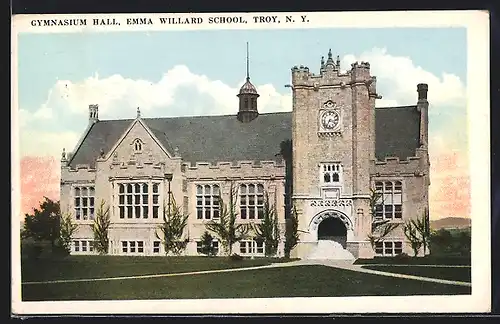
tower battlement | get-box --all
[291,50,374,88]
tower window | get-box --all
[244,98,249,109]
[321,163,341,185]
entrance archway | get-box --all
[317,217,347,248]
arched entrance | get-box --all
[317,217,347,248]
[306,210,355,260]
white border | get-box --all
[11,10,491,315]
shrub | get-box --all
[229,253,244,261]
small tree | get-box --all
[92,199,111,254]
[199,231,217,257]
[413,209,431,255]
[57,211,78,254]
[367,188,400,249]
[403,220,422,257]
[253,192,280,257]
[155,195,190,256]
[205,181,251,256]
[284,205,300,259]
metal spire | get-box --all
[246,42,250,81]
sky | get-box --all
[16,27,469,220]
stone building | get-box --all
[60,49,430,259]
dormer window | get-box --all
[133,139,143,153]
[320,163,342,185]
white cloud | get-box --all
[19,48,466,161]
[342,47,466,108]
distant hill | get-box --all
[430,217,471,230]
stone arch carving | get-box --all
[308,209,354,242]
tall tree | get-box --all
[205,181,251,256]
[253,192,280,257]
[92,199,111,255]
[22,197,61,248]
[403,220,422,257]
[155,194,190,256]
[284,205,299,258]
[58,211,78,254]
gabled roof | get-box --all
[67,106,421,168]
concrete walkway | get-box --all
[22,259,471,287]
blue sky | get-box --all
[18,28,466,112]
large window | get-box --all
[196,184,220,220]
[374,181,403,220]
[73,239,95,253]
[196,240,219,255]
[239,184,264,220]
[375,241,403,256]
[320,163,342,185]
[74,186,95,220]
[239,240,265,256]
[121,240,145,254]
[117,182,161,219]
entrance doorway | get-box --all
[317,217,347,248]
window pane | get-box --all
[135,195,140,204]
[153,206,159,218]
[119,195,124,204]
[135,184,141,193]
[89,208,95,219]
[143,184,148,193]
[248,208,255,219]
[143,206,148,218]
[257,195,264,205]
[205,209,211,219]
[127,195,133,204]
[153,183,159,193]
[331,173,339,182]
[213,209,220,219]
[394,181,402,191]
[127,206,133,218]
[197,185,203,195]
[257,207,264,219]
[213,185,220,196]
[119,184,124,193]
[204,196,211,205]
[240,208,247,219]
[90,187,95,196]
[393,193,402,204]
[142,194,148,204]
[249,196,255,205]
[89,197,94,207]
[248,184,255,194]
[75,187,81,196]
[119,206,125,218]
[82,198,88,207]
[257,184,264,193]
[135,206,141,218]
[384,182,393,191]
[127,184,133,193]
[75,197,80,207]
[197,196,203,206]
[375,182,383,191]
[204,185,211,195]
[240,196,246,206]
[153,195,159,204]
[75,209,81,219]
[197,208,203,219]
[240,185,247,194]
[82,187,88,196]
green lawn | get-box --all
[361,265,471,283]
[21,265,471,301]
[354,255,471,266]
[21,255,293,282]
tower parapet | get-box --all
[291,51,377,92]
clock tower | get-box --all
[289,49,381,259]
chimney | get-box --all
[417,83,428,101]
[89,104,99,124]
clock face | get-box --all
[321,111,340,130]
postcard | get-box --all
[11,10,491,315]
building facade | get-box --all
[60,50,430,259]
